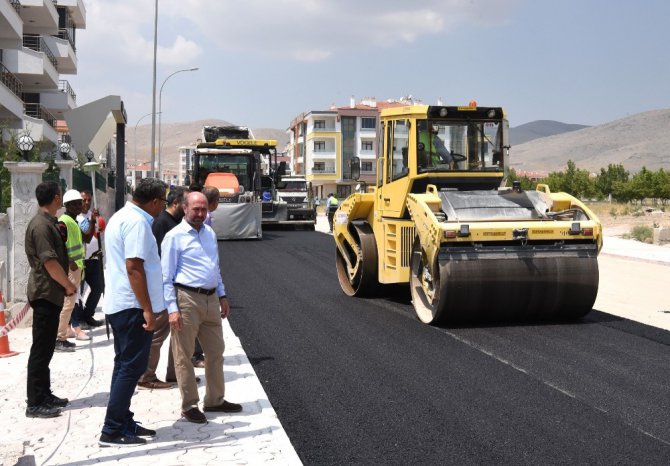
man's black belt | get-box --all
[174,283,216,295]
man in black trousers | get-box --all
[25,181,77,418]
[77,190,104,328]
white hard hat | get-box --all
[62,189,83,204]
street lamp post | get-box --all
[84,150,100,208]
[158,67,198,180]
[18,134,34,161]
[150,0,158,179]
[134,112,154,182]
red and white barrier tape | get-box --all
[0,302,31,338]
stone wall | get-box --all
[0,161,119,308]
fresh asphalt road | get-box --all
[222,229,670,465]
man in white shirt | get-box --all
[162,191,241,424]
[99,178,165,447]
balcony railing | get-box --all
[9,0,20,14]
[56,28,76,51]
[311,167,336,174]
[59,80,76,102]
[23,35,58,69]
[25,103,57,129]
[0,62,23,98]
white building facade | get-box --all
[1,0,86,150]
[287,97,403,201]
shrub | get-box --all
[629,225,653,242]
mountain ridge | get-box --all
[510,109,670,174]
[130,110,670,175]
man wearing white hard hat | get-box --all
[55,189,88,352]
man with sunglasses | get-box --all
[99,178,166,447]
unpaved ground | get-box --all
[597,206,670,236]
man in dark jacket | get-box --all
[137,186,188,389]
[25,181,77,418]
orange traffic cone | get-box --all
[0,291,19,358]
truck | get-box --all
[333,103,602,324]
[261,173,316,229]
[258,145,317,228]
[192,125,277,239]
[277,175,317,228]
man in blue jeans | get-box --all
[99,178,166,447]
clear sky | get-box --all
[69,0,670,131]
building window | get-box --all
[362,161,373,172]
[313,162,325,172]
[314,120,325,129]
[337,185,351,199]
[361,117,376,129]
[361,141,373,151]
[314,141,325,152]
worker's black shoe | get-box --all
[26,404,61,418]
[45,394,69,408]
[98,432,146,447]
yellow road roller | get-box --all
[333,103,602,324]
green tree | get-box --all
[595,164,629,200]
[506,168,536,191]
[651,169,670,204]
[629,167,655,204]
[612,180,633,203]
[544,160,596,199]
[1,132,22,213]
[543,170,566,193]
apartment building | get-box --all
[178,144,195,186]
[286,97,403,201]
[1,0,85,151]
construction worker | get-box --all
[55,189,88,352]
[419,124,453,167]
[326,193,339,232]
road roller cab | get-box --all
[333,103,602,324]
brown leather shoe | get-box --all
[182,407,207,424]
[203,400,242,413]
[137,380,173,390]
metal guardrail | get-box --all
[311,168,336,174]
[59,80,76,102]
[22,35,58,69]
[25,103,57,129]
[0,62,23,97]
[56,28,76,52]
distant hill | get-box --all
[510,109,670,174]
[129,111,670,177]
[510,120,589,145]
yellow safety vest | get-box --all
[59,214,85,268]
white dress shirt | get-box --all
[161,219,226,313]
[103,201,165,315]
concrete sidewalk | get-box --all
[0,316,302,465]
[601,235,670,265]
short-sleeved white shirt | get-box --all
[103,201,164,315]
